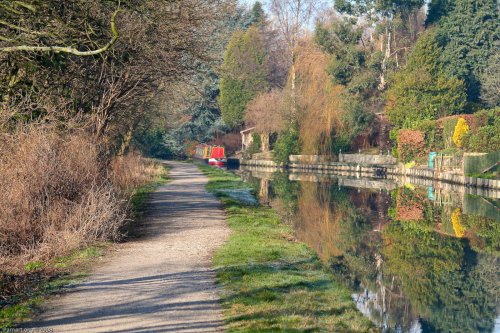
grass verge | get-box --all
[0,245,105,329]
[0,163,170,329]
[199,165,375,332]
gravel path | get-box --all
[24,161,230,333]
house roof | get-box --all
[240,127,255,134]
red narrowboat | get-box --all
[208,146,227,166]
[194,144,227,166]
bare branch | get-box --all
[0,1,121,56]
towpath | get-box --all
[25,161,230,332]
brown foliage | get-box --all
[397,129,425,163]
[245,89,286,134]
[396,190,424,221]
[294,183,343,261]
[0,128,156,274]
[294,39,345,155]
[111,153,162,192]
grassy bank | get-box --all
[0,162,169,329]
[199,165,375,332]
[0,245,106,329]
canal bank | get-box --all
[240,151,500,190]
[235,165,500,333]
[198,165,377,332]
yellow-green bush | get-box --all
[452,118,470,148]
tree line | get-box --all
[0,0,240,286]
[217,0,499,163]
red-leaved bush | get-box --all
[397,129,426,163]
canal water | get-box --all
[237,166,500,333]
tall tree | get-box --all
[269,0,322,114]
[245,89,286,151]
[334,0,425,89]
[0,0,237,148]
[250,1,266,26]
[219,26,270,129]
[428,0,500,102]
[480,53,500,107]
[386,29,467,129]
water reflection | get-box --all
[238,167,500,333]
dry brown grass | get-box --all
[111,153,162,192]
[0,128,159,274]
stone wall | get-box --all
[289,155,336,163]
[339,153,397,165]
[241,159,279,167]
[251,151,274,160]
[239,154,499,190]
[397,166,500,190]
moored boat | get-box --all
[194,144,227,166]
[208,146,227,166]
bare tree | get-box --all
[245,89,286,151]
[0,0,237,153]
[0,0,121,56]
[269,0,324,115]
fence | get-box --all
[463,151,500,175]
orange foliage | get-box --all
[397,129,426,163]
[396,190,424,221]
[294,183,344,261]
[293,39,345,155]
[245,89,286,134]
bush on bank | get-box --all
[0,127,165,275]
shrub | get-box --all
[463,108,500,152]
[452,118,470,148]
[244,132,261,159]
[111,153,162,192]
[397,130,426,163]
[273,125,300,165]
[414,120,443,151]
[0,128,156,274]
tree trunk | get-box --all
[290,47,297,120]
[260,132,270,152]
[378,27,391,90]
[118,125,134,156]
[259,178,270,202]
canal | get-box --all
[237,166,500,333]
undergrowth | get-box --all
[0,132,169,329]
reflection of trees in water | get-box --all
[268,171,300,225]
[383,221,498,333]
[254,172,499,333]
[391,187,500,254]
[293,181,379,264]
